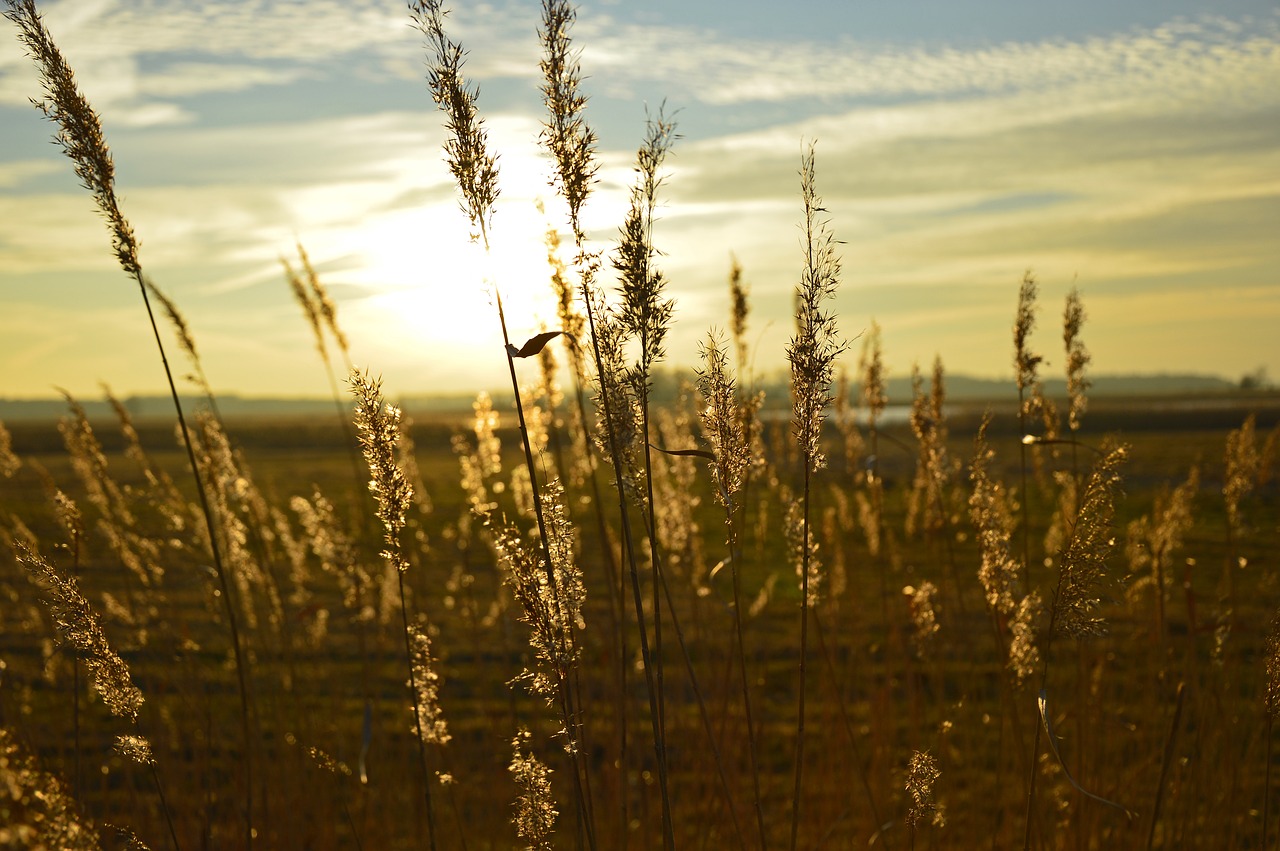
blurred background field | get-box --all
[2,387,1277,849]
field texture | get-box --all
[2,396,1279,850]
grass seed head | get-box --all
[350,369,414,572]
[728,256,750,367]
[1053,440,1127,640]
[114,735,154,766]
[408,623,451,746]
[0,726,103,850]
[1008,592,1042,684]
[298,242,349,357]
[908,581,942,659]
[859,321,887,424]
[411,0,500,242]
[0,420,20,478]
[5,0,140,277]
[906,749,941,829]
[1013,271,1042,395]
[510,729,557,851]
[1063,287,1091,432]
[16,543,144,721]
[969,420,1022,618]
[786,495,822,605]
[614,111,678,378]
[788,142,846,472]
[539,0,598,238]
[697,331,750,510]
[1224,414,1260,529]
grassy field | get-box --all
[2,393,1278,850]
[3,0,1280,848]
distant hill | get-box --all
[0,373,1249,421]
[889,372,1239,401]
[702,371,1241,406]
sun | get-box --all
[306,126,625,390]
[331,194,574,390]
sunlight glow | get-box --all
[333,134,589,363]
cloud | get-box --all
[577,12,1280,108]
[0,0,540,105]
[6,2,1277,119]
[139,62,315,98]
[0,158,60,189]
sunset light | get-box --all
[2,0,1274,400]
[2,1,1279,848]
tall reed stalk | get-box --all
[538,2,674,844]
[412,3,597,844]
[613,111,679,851]
[1022,440,1126,851]
[349,371,441,851]
[1012,272,1041,592]
[3,3,254,845]
[698,331,765,848]
[16,542,182,850]
[786,142,844,851]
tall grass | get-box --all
[2,2,1280,850]
[3,0,254,845]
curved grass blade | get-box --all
[648,443,715,461]
[1039,689,1137,819]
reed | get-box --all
[786,141,845,851]
[698,331,763,847]
[414,3,604,845]
[16,542,181,850]
[538,2,678,844]
[3,4,254,843]
[350,369,450,850]
[613,111,680,851]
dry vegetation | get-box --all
[3,1,1280,849]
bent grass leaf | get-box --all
[649,442,715,461]
[507,330,565,358]
[1039,689,1137,819]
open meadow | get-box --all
[3,0,1280,849]
[2,392,1278,849]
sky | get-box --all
[1,0,1278,401]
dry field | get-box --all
[3,392,1278,850]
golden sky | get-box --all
[1,0,1277,400]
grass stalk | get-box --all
[786,142,844,851]
[413,3,599,841]
[3,4,255,842]
[1013,272,1041,592]
[613,110,679,849]
[350,371,440,850]
[1147,682,1186,850]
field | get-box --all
[3,0,1280,849]
[2,391,1279,850]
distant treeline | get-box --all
[0,371,1250,422]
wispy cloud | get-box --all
[0,158,59,188]
[0,0,538,117]
[579,13,1280,107]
